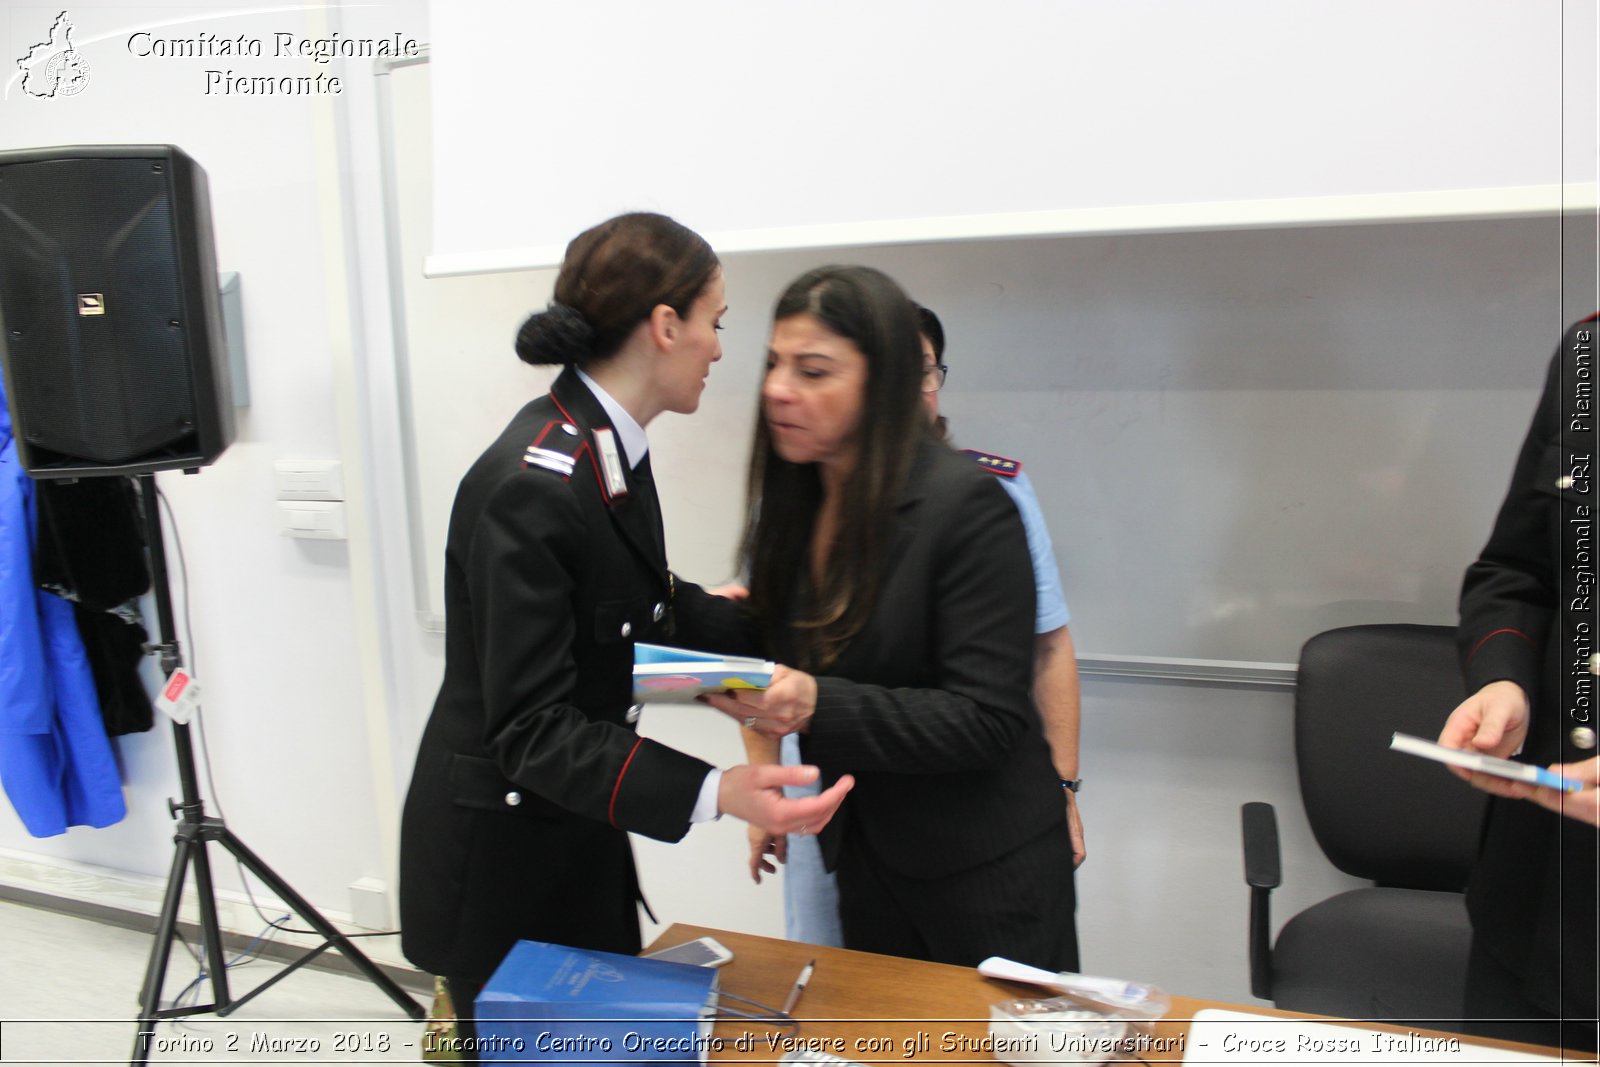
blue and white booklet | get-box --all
[633,643,773,705]
[1390,732,1583,792]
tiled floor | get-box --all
[0,898,430,1064]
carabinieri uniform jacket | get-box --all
[398,367,742,983]
[1457,314,1598,1023]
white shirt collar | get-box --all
[575,367,648,470]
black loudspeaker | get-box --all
[0,144,233,478]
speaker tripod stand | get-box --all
[130,473,424,1065]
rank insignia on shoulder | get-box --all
[962,448,1022,477]
[523,420,586,478]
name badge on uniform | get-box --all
[593,428,629,500]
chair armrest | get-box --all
[1242,802,1282,889]
[1241,802,1281,1000]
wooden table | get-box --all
[645,925,1586,1064]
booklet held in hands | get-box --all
[1390,732,1583,792]
[634,643,774,705]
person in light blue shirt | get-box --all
[995,468,1070,633]
[748,305,1085,947]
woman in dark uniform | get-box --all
[398,214,853,1019]
[1437,313,1598,1051]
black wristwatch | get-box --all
[1059,778,1082,793]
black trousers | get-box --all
[1460,938,1598,1053]
[837,822,1078,971]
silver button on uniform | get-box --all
[620,621,632,637]
[561,423,578,436]
[505,791,523,807]
[1572,727,1597,751]
[652,602,666,622]
[626,704,642,724]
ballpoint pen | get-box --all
[782,959,815,1016]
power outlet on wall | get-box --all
[349,878,391,931]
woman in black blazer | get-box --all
[709,266,1076,970]
[398,215,853,1019]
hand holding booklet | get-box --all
[633,643,774,705]
[1390,732,1584,792]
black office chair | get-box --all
[1241,623,1489,1022]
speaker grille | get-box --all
[0,156,198,465]
[0,144,232,477]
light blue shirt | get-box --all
[575,367,648,467]
[998,469,1070,633]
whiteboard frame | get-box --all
[425,182,1600,279]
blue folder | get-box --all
[476,940,719,1064]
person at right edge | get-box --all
[1436,312,1599,1052]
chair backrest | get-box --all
[1294,623,1487,891]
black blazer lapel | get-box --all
[885,440,934,578]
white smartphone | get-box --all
[642,935,734,968]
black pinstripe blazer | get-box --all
[796,438,1065,879]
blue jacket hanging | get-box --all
[0,376,126,836]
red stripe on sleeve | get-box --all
[1466,628,1532,665]
[608,737,645,828]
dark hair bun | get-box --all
[515,302,595,366]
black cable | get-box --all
[156,485,281,930]
[266,919,404,939]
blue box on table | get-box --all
[474,940,720,1064]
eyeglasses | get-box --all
[921,363,949,393]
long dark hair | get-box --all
[741,266,928,670]
[515,212,719,367]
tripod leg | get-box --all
[218,829,425,1020]
[132,836,193,1066]
[189,831,234,1010]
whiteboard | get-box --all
[381,55,1596,671]
[425,0,1596,274]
